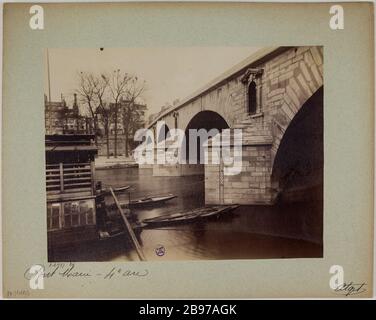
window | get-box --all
[47,203,61,231]
[64,202,78,228]
[248,81,257,115]
[63,200,95,228]
[46,199,95,231]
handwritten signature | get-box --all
[333,282,367,296]
[24,263,149,281]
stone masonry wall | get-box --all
[204,46,323,205]
[149,46,323,205]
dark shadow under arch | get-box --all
[272,86,323,202]
[184,111,229,164]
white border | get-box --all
[0,0,374,300]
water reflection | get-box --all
[51,167,322,262]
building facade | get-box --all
[44,94,92,135]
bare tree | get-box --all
[104,70,132,158]
[121,77,146,157]
[93,75,111,158]
[75,70,146,159]
[76,72,98,144]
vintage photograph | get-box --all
[45,46,323,262]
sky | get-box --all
[44,47,261,118]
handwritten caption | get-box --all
[333,282,367,296]
[24,262,149,283]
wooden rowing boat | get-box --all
[199,205,239,218]
[142,205,239,227]
[101,185,130,195]
[125,194,177,208]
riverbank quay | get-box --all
[95,156,138,170]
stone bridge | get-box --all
[145,46,323,205]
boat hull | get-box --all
[142,205,239,228]
[48,225,99,248]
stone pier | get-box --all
[204,132,275,205]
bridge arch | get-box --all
[271,52,324,166]
[271,86,323,202]
[184,110,229,164]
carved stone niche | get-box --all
[241,68,264,115]
[240,68,264,85]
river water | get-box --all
[52,167,322,261]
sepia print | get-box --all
[45,46,324,262]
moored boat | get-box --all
[120,194,177,208]
[142,205,239,228]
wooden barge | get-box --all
[46,134,146,262]
[46,134,100,248]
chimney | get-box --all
[73,93,79,114]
